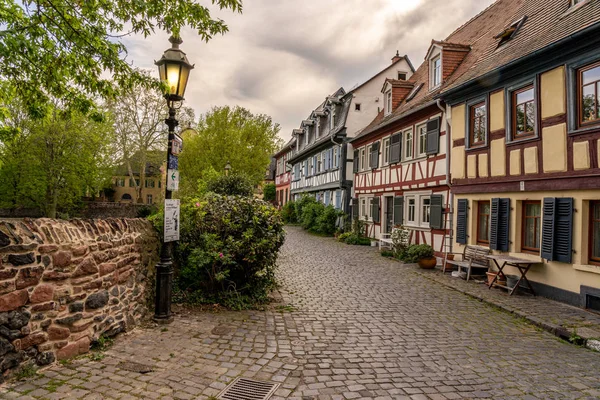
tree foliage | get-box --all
[178,106,283,195]
[0,0,242,116]
[204,173,254,197]
[263,183,276,202]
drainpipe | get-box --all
[437,99,454,263]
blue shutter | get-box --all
[490,198,510,251]
[325,191,330,206]
[335,190,342,210]
[456,199,468,244]
[313,155,317,174]
[542,198,574,263]
[429,194,443,229]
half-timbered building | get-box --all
[273,138,296,208]
[444,0,600,308]
[287,54,414,213]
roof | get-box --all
[442,0,600,93]
[114,150,164,176]
[348,54,415,94]
[424,40,471,59]
[273,137,296,158]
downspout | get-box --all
[437,99,453,265]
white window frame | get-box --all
[333,146,339,169]
[385,90,392,115]
[366,144,372,169]
[361,198,367,219]
[421,197,431,225]
[360,148,366,171]
[431,55,442,88]
[416,123,427,157]
[382,137,391,165]
[404,192,435,229]
[330,107,336,130]
[404,128,414,160]
[407,196,417,225]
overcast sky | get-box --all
[123,0,495,143]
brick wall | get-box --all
[0,218,159,380]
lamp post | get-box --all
[224,161,231,176]
[153,36,194,323]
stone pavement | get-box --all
[1,226,600,399]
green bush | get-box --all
[294,195,318,221]
[301,201,325,231]
[314,205,338,235]
[205,173,254,197]
[403,244,434,263]
[344,234,371,246]
[281,201,298,224]
[337,232,352,243]
[154,193,285,309]
[381,250,395,258]
[263,183,276,202]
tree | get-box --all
[0,0,242,116]
[179,106,283,196]
[109,75,195,203]
[263,183,276,203]
[0,100,114,217]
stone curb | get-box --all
[411,268,600,352]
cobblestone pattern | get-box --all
[2,226,600,399]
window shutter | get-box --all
[324,191,330,206]
[393,196,404,226]
[337,146,341,167]
[429,194,444,229]
[389,133,401,164]
[353,150,359,173]
[313,155,317,174]
[490,198,510,251]
[335,190,341,210]
[542,198,574,262]
[372,197,381,223]
[352,198,359,219]
[371,141,380,169]
[426,117,440,155]
[456,199,468,244]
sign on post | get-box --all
[168,155,178,170]
[164,199,180,242]
[167,169,179,191]
[171,135,183,156]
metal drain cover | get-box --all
[117,361,153,373]
[291,340,305,346]
[218,377,280,400]
[212,326,232,335]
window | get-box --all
[330,107,336,130]
[360,148,366,171]
[317,153,322,173]
[421,198,431,224]
[145,179,155,188]
[361,198,367,218]
[522,201,541,253]
[590,201,600,265]
[469,102,487,147]
[333,146,339,169]
[404,128,413,160]
[406,83,423,102]
[431,56,441,87]
[477,201,491,245]
[116,178,125,187]
[407,197,416,224]
[355,103,361,111]
[146,194,153,204]
[368,198,374,220]
[366,144,372,169]
[417,124,427,156]
[315,119,320,137]
[579,61,600,126]
[398,72,407,80]
[385,91,392,115]
[382,138,390,165]
[511,85,535,140]
[495,16,527,48]
[308,158,313,176]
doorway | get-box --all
[385,196,394,233]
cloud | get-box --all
[123,0,495,143]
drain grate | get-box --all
[211,326,232,335]
[217,377,280,400]
[117,361,153,373]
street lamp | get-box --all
[224,161,231,176]
[153,36,194,323]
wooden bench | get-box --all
[379,228,409,251]
[445,245,491,281]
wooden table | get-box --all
[486,255,540,296]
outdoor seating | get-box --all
[379,228,409,251]
[445,245,491,281]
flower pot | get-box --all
[486,272,506,287]
[418,256,437,269]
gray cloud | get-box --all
[123,0,495,143]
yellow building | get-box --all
[442,0,600,309]
[112,163,164,205]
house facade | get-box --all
[444,0,600,307]
[273,139,296,208]
[287,54,415,213]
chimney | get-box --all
[391,50,402,64]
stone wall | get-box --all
[0,218,159,380]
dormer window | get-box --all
[398,72,407,81]
[385,90,392,115]
[406,83,423,102]
[330,107,336,130]
[495,16,527,48]
[431,56,442,88]
[316,119,320,137]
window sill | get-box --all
[505,135,540,147]
[573,264,600,275]
[466,143,489,152]
[568,125,600,136]
[404,224,431,231]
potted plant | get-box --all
[486,270,507,287]
[407,244,437,269]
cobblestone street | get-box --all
[3,226,600,399]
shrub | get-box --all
[344,234,371,246]
[205,173,254,197]
[136,205,156,218]
[294,195,318,221]
[281,201,298,224]
[263,183,276,202]
[314,205,338,235]
[403,244,435,263]
[156,193,285,309]
[381,250,395,258]
[338,232,352,243]
[301,201,325,231]
[391,227,410,259]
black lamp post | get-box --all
[224,161,231,176]
[153,36,194,323]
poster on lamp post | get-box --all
[171,135,183,155]
[164,199,180,242]
[166,169,179,191]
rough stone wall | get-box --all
[0,218,159,380]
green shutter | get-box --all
[456,199,468,244]
[393,196,404,226]
[371,141,380,170]
[490,198,510,251]
[352,198,359,219]
[542,198,574,263]
[372,197,380,223]
[429,194,444,229]
[425,117,440,155]
[389,133,401,164]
